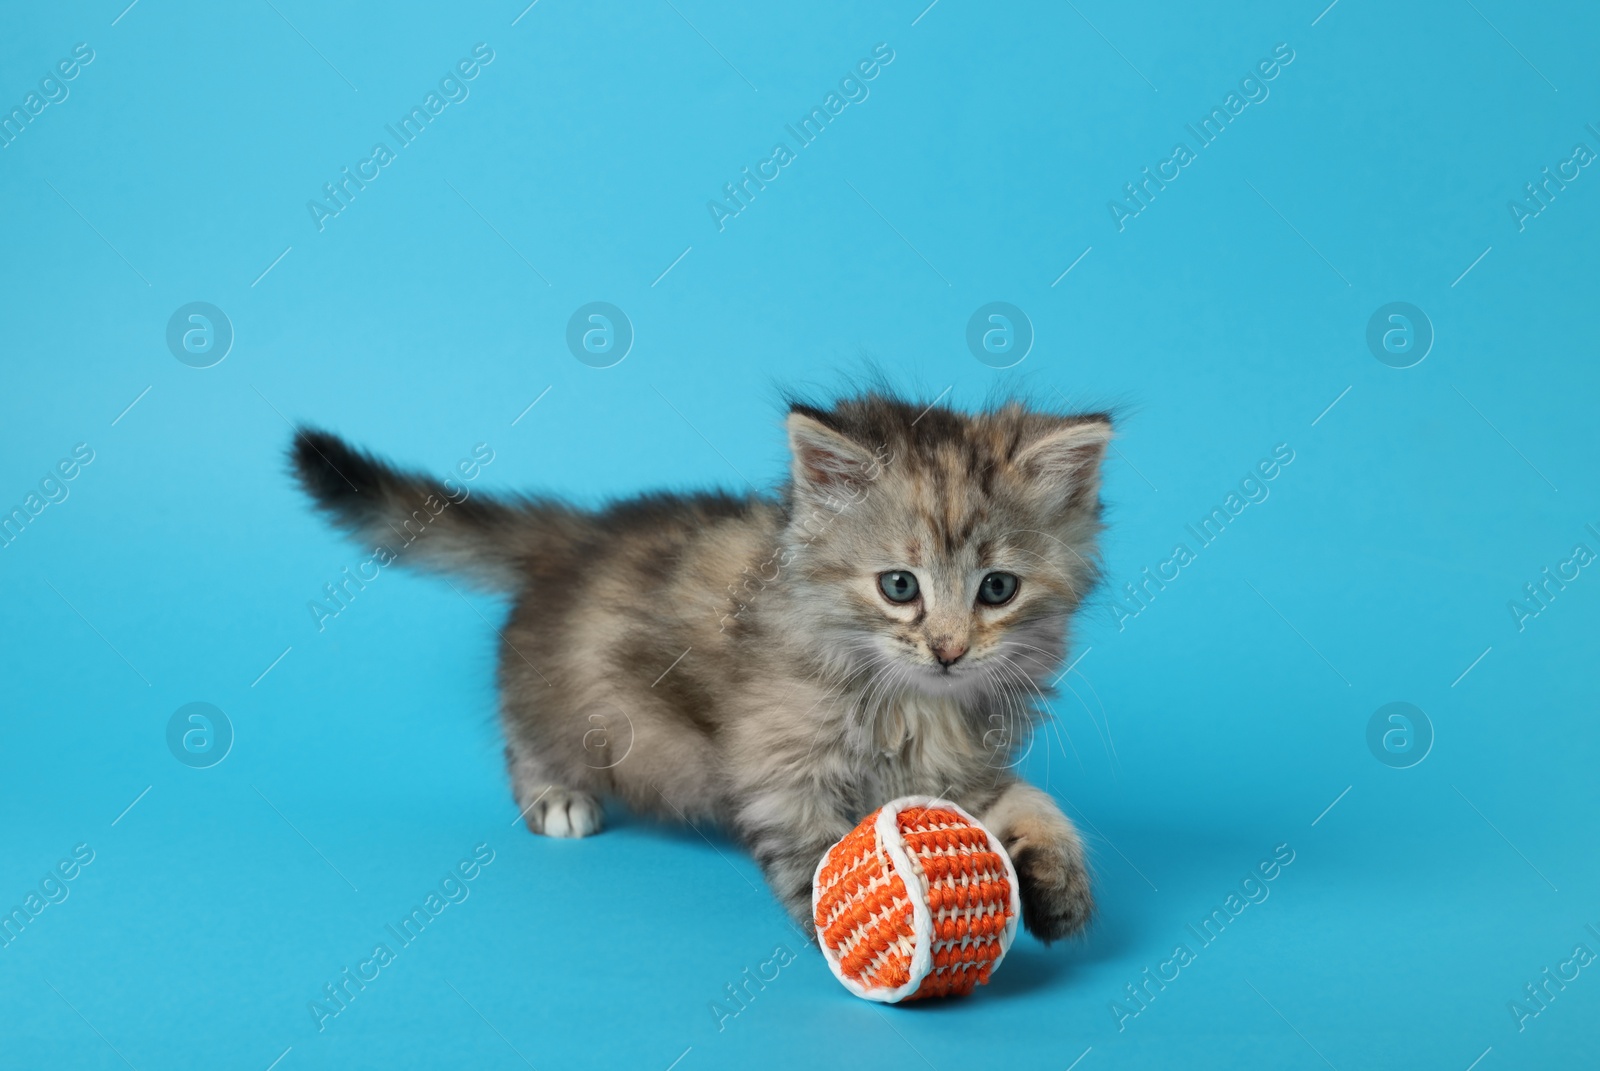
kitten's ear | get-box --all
[1015,416,1113,505]
[787,411,877,498]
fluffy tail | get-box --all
[289,428,549,591]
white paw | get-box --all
[523,787,604,838]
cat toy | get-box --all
[813,797,1019,1003]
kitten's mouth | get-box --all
[861,642,989,696]
[914,661,975,690]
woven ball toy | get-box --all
[812,796,1020,1003]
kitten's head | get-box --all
[779,392,1111,700]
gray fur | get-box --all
[289,392,1112,941]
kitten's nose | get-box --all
[932,640,968,667]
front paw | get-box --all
[1009,843,1093,942]
[520,786,605,838]
[783,884,819,939]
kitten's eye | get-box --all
[878,571,920,603]
[978,572,1020,606]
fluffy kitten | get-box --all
[290,392,1111,941]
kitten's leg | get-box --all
[980,780,1093,942]
[505,741,604,838]
[737,797,854,934]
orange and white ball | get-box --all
[812,797,1020,1003]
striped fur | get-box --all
[288,392,1110,941]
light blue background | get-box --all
[2,1,1596,1068]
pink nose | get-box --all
[933,641,968,666]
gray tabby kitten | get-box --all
[290,392,1111,941]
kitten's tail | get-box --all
[289,428,565,591]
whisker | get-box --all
[986,658,1054,770]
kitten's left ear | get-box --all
[1015,416,1113,505]
[787,411,879,499]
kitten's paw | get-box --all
[1010,844,1094,943]
[520,787,605,838]
[782,883,819,937]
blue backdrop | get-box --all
[2,2,1595,1068]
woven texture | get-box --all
[813,798,1018,1002]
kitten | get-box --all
[290,392,1111,941]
